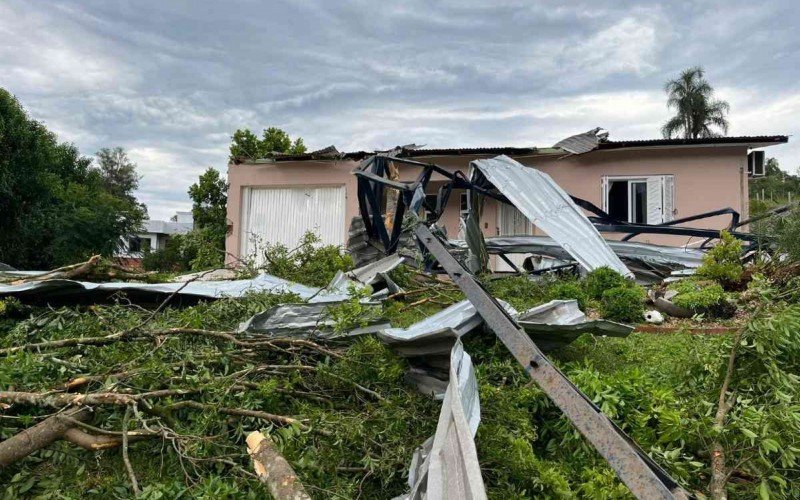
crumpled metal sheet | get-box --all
[398,340,486,500]
[553,127,607,154]
[471,156,632,277]
[452,236,704,269]
[449,235,703,282]
[517,299,633,351]
[328,254,406,297]
[237,302,390,337]
[0,273,350,303]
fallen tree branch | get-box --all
[0,388,200,408]
[9,255,101,285]
[0,328,341,359]
[164,400,312,432]
[121,405,141,495]
[246,431,311,500]
[63,426,154,451]
[0,407,92,467]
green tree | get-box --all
[95,147,141,200]
[183,168,230,270]
[662,67,730,139]
[228,127,306,162]
[188,168,228,239]
[0,88,145,268]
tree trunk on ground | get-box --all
[0,407,91,467]
[246,431,311,500]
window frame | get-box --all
[602,175,674,224]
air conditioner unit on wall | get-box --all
[748,150,766,177]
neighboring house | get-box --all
[225,130,787,268]
[117,211,194,263]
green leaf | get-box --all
[758,479,771,499]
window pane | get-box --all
[631,182,647,224]
[608,181,628,221]
[460,193,468,211]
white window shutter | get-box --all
[601,176,609,213]
[662,175,675,222]
[646,177,663,224]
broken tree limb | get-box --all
[246,431,311,500]
[164,401,313,432]
[9,255,102,285]
[121,405,141,495]
[0,328,341,359]
[63,427,154,451]
[0,388,200,408]
[0,407,91,467]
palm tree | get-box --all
[662,66,730,139]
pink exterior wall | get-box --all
[226,146,750,263]
[226,160,360,262]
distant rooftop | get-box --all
[142,212,193,235]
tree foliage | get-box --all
[229,127,307,162]
[662,67,730,139]
[94,147,141,202]
[0,89,146,269]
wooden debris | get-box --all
[246,431,311,500]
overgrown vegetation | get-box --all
[668,279,731,316]
[696,231,745,288]
[5,227,800,499]
[599,286,645,323]
[258,232,354,288]
[0,89,146,268]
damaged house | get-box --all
[225,129,787,271]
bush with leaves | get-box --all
[141,235,191,272]
[181,228,225,271]
[260,231,353,287]
[668,279,734,317]
[547,280,588,310]
[585,266,631,300]
[599,286,645,323]
[697,231,744,288]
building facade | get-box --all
[225,135,787,269]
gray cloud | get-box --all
[1,0,798,219]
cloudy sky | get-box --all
[1,1,798,220]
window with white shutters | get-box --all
[602,175,675,224]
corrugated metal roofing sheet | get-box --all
[0,273,351,303]
[448,235,705,272]
[471,156,633,277]
[598,135,788,150]
[553,128,606,154]
[400,341,486,500]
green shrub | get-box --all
[667,279,733,317]
[599,286,644,323]
[261,231,353,287]
[548,280,588,310]
[484,275,553,311]
[585,266,630,300]
[771,206,800,262]
[180,228,224,271]
[141,234,192,272]
[696,231,744,287]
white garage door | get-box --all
[241,186,346,265]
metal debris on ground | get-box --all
[516,299,633,351]
[396,340,486,500]
[238,302,389,338]
[448,235,705,282]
